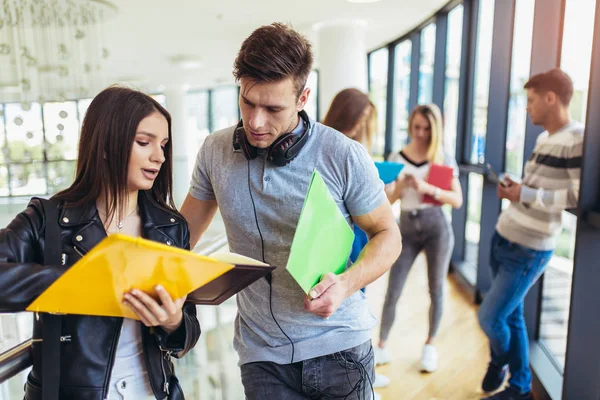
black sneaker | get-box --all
[481,362,508,393]
[481,386,533,400]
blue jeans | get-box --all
[240,340,375,399]
[478,232,553,394]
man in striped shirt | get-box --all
[478,68,584,400]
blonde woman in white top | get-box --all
[375,104,463,372]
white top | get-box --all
[388,150,459,211]
[106,319,154,399]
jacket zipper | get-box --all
[101,318,123,400]
[159,346,173,394]
[73,245,85,258]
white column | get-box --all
[315,20,368,119]
[164,86,188,207]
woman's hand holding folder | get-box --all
[123,284,186,333]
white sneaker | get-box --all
[420,344,438,372]
[373,373,390,388]
[374,346,392,366]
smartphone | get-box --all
[486,163,507,187]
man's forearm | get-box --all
[340,226,402,295]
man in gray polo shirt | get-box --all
[181,23,401,400]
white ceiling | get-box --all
[103,0,447,92]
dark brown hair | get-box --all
[524,68,574,105]
[322,88,377,149]
[233,22,313,97]
[54,86,178,220]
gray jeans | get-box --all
[379,207,454,342]
[240,340,375,400]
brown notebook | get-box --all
[187,263,276,305]
[187,251,276,305]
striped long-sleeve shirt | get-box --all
[496,121,584,250]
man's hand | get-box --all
[497,176,522,202]
[304,273,350,319]
[123,285,186,334]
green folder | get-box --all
[287,170,355,294]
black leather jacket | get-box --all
[0,192,201,400]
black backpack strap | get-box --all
[37,198,62,400]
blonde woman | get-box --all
[376,104,463,372]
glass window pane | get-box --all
[0,105,6,165]
[211,87,239,131]
[560,0,597,123]
[43,102,80,161]
[470,0,495,164]
[152,94,167,108]
[47,161,76,194]
[540,212,577,371]
[305,70,319,121]
[418,24,436,104]
[538,0,597,372]
[463,173,483,285]
[77,98,93,128]
[393,40,412,150]
[0,166,9,196]
[186,91,210,177]
[505,0,535,178]
[5,103,44,163]
[9,163,46,196]
[443,5,464,158]
[368,48,388,158]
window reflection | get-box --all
[211,87,239,131]
[470,0,495,165]
[464,173,483,284]
[393,41,412,150]
[418,23,436,104]
[505,0,535,178]
[305,70,319,121]
[560,0,596,123]
[369,47,389,158]
[444,5,464,158]
[43,102,79,161]
[538,0,597,372]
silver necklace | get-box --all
[116,207,138,231]
[99,207,138,232]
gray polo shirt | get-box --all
[190,116,386,365]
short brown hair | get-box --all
[322,88,376,149]
[233,22,313,97]
[524,68,574,105]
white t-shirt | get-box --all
[106,319,154,399]
[388,150,459,211]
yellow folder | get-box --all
[26,234,274,319]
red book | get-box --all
[423,163,454,205]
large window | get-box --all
[4,103,47,196]
[443,5,464,158]
[538,0,597,372]
[418,23,436,104]
[305,70,319,121]
[211,86,239,131]
[0,99,95,197]
[368,48,389,157]
[0,106,8,197]
[393,40,412,150]
[505,0,535,178]
[469,0,495,165]
[560,0,597,123]
[464,173,483,285]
